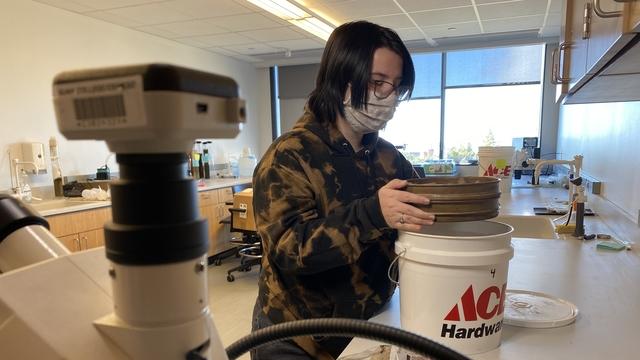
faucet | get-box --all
[527,155,587,237]
[12,159,41,201]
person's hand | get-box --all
[378,179,435,231]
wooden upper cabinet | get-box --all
[585,0,633,75]
[555,0,590,100]
[624,0,640,32]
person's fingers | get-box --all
[400,213,434,226]
[392,190,430,205]
[397,204,435,221]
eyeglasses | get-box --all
[369,79,410,100]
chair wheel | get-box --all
[227,274,235,282]
[214,259,222,266]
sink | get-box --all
[491,215,558,239]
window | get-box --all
[380,52,441,163]
[380,44,545,164]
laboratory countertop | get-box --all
[30,177,253,217]
[343,185,640,360]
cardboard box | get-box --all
[232,188,256,232]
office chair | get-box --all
[224,207,261,282]
[209,183,262,282]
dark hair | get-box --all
[307,21,415,123]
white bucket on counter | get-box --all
[477,146,515,194]
[395,221,514,355]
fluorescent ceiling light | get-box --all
[246,0,335,41]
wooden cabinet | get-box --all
[556,0,640,103]
[624,0,640,32]
[45,184,247,255]
[555,0,590,101]
[198,187,236,257]
[46,207,111,252]
[585,0,633,75]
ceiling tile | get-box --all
[410,6,477,27]
[222,43,279,55]
[222,43,278,55]
[85,10,146,27]
[395,27,427,41]
[365,14,415,28]
[206,47,241,57]
[421,21,482,38]
[186,32,255,47]
[33,0,97,13]
[266,38,325,51]
[164,0,253,18]
[477,0,549,21]
[474,0,521,4]
[100,3,193,26]
[396,0,472,12]
[483,14,545,34]
[332,0,405,19]
[239,27,307,42]
[137,20,229,38]
[208,13,285,32]
[44,0,165,11]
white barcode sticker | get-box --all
[53,75,146,130]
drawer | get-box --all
[218,187,234,204]
[198,190,219,207]
[47,207,111,237]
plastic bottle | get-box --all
[203,141,211,179]
[49,136,64,197]
[196,141,205,179]
[238,147,257,178]
[191,142,201,179]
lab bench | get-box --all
[34,177,252,257]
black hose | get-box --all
[225,318,470,360]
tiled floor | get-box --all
[207,258,259,360]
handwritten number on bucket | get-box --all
[491,269,496,278]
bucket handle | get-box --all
[387,248,407,285]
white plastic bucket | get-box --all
[395,221,514,355]
[477,146,515,194]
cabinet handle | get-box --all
[81,235,88,249]
[74,236,81,251]
[556,42,571,84]
[593,0,622,18]
[583,2,592,39]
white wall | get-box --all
[0,0,272,191]
[557,101,640,221]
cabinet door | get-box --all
[624,1,640,32]
[586,0,628,74]
[81,229,104,250]
[218,187,234,204]
[58,234,81,252]
[198,190,219,207]
[200,204,220,256]
[566,0,590,92]
[47,207,111,237]
[214,203,233,254]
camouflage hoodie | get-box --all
[252,111,414,358]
